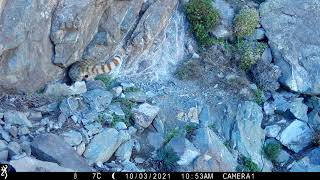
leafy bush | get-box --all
[253,88,264,105]
[110,113,130,128]
[124,87,141,93]
[186,0,220,45]
[234,8,259,39]
[111,98,136,126]
[264,143,282,162]
[236,40,267,71]
[155,146,179,172]
[164,128,181,145]
[175,60,202,80]
[237,156,260,172]
[185,124,198,134]
[94,75,114,89]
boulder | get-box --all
[290,148,320,172]
[10,156,74,172]
[193,127,237,171]
[278,120,314,153]
[83,128,130,165]
[0,0,62,93]
[211,0,235,39]
[44,81,87,97]
[62,130,83,146]
[31,133,92,172]
[260,0,320,95]
[4,111,32,127]
[83,89,113,112]
[232,101,271,171]
[132,103,160,129]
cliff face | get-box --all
[0,0,182,93]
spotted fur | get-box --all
[68,56,122,82]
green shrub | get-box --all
[111,98,136,126]
[94,75,114,89]
[208,123,217,131]
[164,128,181,145]
[124,87,141,93]
[237,156,260,172]
[263,143,282,162]
[185,124,198,134]
[253,88,264,105]
[234,8,259,39]
[175,60,201,80]
[110,113,130,128]
[186,0,220,45]
[237,40,267,71]
[155,146,179,172]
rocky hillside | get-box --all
[0,0,320,172]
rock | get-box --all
[0,0,62,93]
[260,0,320,95]
[132,103,160,129]
[115,122,127,131]
[112,86,123,97]
[167,137,200,166]
[20,141,31,156]
[247,28,265,40]
[289,98,308,121]
[211,0,234,39]
[62,130,83,146]
[261,48,273,63]
[251,60,281,92]
[9,126,18,138]
[115,140,134,162]
[147,132,164,150]
[83,89,113,112]
[0,150,8,161]
[265,124,282,138]
[44,81,87,97]
[272,93,291,112]
[10,156,74,172]
[278,120,314,153]
[124,92,147,103]
[232,101,271,171]
[0,129,11,142]
[7,141,21,158]
[35,102,60,113]
[290,148,320,172]
[152,117,165,134]
[192,127,237,171]
[122,160,142,172]
[264,102,275,116]
[83,128,130,165]
[50,0,109,67]
[85,80,106,91]
[4,111,32,127]
[31,133,92,172]
[76,142,86,156]
[0,113,4,119]
[109,103,125,118]
[84,122,103,137]
[0,140,7,151]
[275,149,290,165]
[187,107,199,124]
[28,112,42,121]
[308,110,320,131]
[59,97,83,117]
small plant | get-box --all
[186,0,220,45]
[97,113,106,125]
[208,123,216,131]
[155,146,179,172]
[253,88,264,105]
[234,7,259,39]
[94,75,114,89]
[237,156,260,172]
[237,40,267,71]
[110,113,130,128]
[185,124,198,134]
[124,87,141,93]
[164,128,181,145]
[224,140,233,151]
[111,98,136,126]
[175,60,201,80]
[263,143,282,162]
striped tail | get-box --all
[91,56,122,76]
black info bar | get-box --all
[0,172,320,180]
